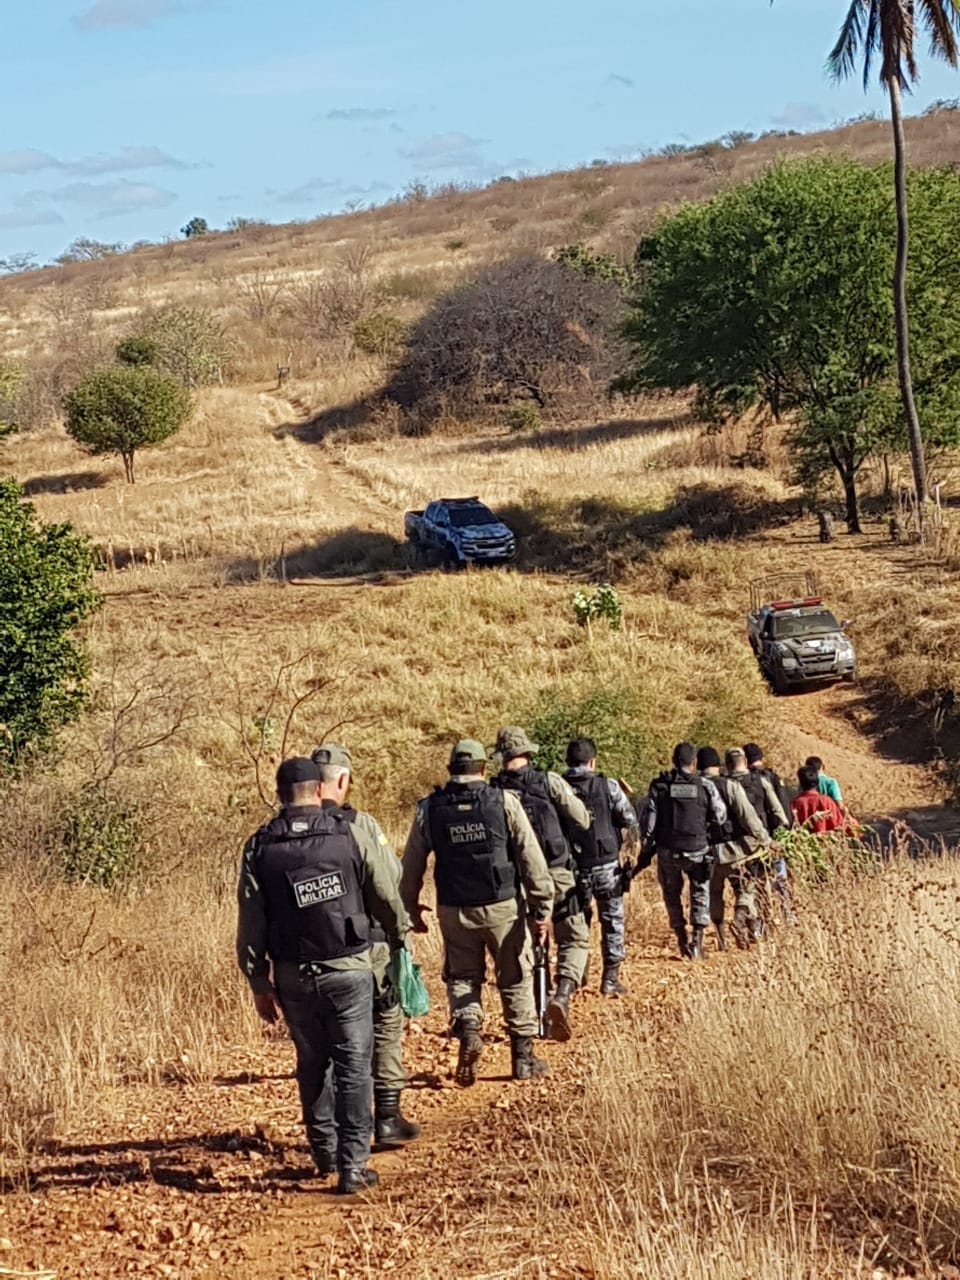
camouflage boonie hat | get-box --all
[449,739,488,767]
[311,743,353,771]
[494,726,540,761]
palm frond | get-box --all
[864,0,882,86]
[919,0,960,64]
[827,0,870,82]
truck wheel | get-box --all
[769,668,789,697]
[441,544,464,572]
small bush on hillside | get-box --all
[353,311,407,357]
[526,685,663,790]
[137,306,234,387]
[285,247,382,346]
[0,480,99,767]
[53,785,146,888]
[0,361,24,436]
[555,243,633,290]
[572,583,623,630]
[385,255,626,428]
[64,365,192,483]
[181,216,210,238]
[504,402,542,433]
[115,335,158,367]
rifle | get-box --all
[533,935,550,1039]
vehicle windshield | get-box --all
[771,610,841,640]
[448,506,499,528]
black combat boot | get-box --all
[310,1146,336,1177]
[454,1018,483,1087]
[675,927,693,959]
[510,1034,550,1080]
[336,1167,379,1196]
[600,964,626,996]
[714,921,728,952]
[690,926,706,960]
[546,977,576,1042]
[374,1087,421,1147]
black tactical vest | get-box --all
[323,801,387,945]
[427,783,516,908]
[653,769,709,853]
[761,766,794,831]
[254,806,370,965]
[706,773,736,845]
[564,771,620,868]
[493,767,571,869]
[734,770,769,829]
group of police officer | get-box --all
[235,729,794,1194]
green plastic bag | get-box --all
[388,947,430,1018]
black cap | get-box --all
[276,757,321,787]
[743,743,764,766]
[696,746,721,771]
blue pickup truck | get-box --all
[404,497,516,568]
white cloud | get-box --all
[0,145,192,176]
[325,107,397,123]
[771,102,826,129]
[42,180,178,218]
[400,132,489,173]
[0,196,65,230]
[73,0,212,30]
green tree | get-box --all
[620,157,960,531]
[140,306,234,388]
[63,365,192,483]
[0,480,99,766]
[805,0,960,525]
[181,216,210,238]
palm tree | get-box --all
[826,0,960,526]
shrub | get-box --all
[115,335,158,367]
[385,255,626,427]
[54,785,145,888]
[525,685,663,789]
[0,480,99,766]
[181,216,209,238]
[285,247,381,345]
[0,361,24,436]
[353,311,407,357]
[555,243,633,290]
[64,365,192,483]
[504,402,543,433]
[571,583,623,630]
[138,306,234,387]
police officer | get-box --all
[491,726,591,1042]
[563,737,639,996]
[310,743,419,1149]
[696,747,775,950]
[400,739,555,1086]
[236,758,409,1195]
[640,742,727,960]
[738,745,793,923]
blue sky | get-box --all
[4,0,960,262]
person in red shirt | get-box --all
[790,766,849,833]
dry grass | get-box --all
[539,857,960,1275]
